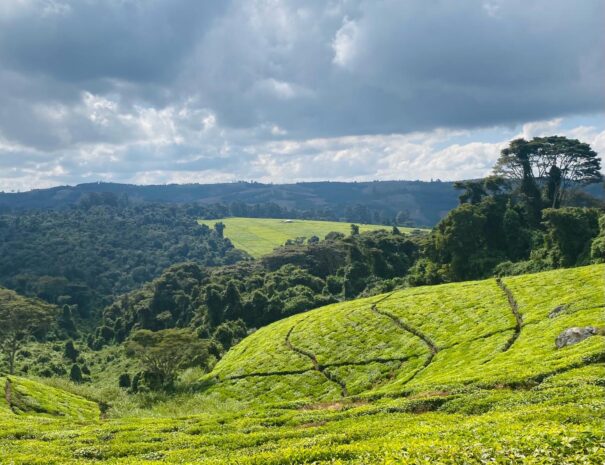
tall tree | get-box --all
[431,204,490,280]
[223,281,243,320]
[214,222,226,238]
[205,288,224,327]
[0,289,56,374]
[494,136,602,208]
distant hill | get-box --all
[2,180,602,227]
[0,180,461,226]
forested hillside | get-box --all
[0,202,245,318]
[97,228,420,349]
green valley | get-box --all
[2,4,605,463]
[1,265,603,464]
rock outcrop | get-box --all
[555,327,596,348]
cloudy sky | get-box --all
[0,0,603,191]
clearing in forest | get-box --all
[198,217,420,257]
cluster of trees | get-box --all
[0,288,56,374]
[0,202,246,319]
[411,136,603,283]
[97,228,419,349]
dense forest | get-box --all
[0,199,245,319]
[97,228,420,346]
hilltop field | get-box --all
[198,217,421,257]
[1,265,604,464]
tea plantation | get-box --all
[1,265,604,464]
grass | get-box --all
[197,217,422,257]
[1,264,603,463]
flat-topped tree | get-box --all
[0,289,56,374]
[125,328,214,390]
[494,136,602,209]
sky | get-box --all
[0,0,603,192]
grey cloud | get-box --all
[0,0,603,189]
[0,0,227,85]
[188,0,603,136]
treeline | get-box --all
[0,201,245,318]
[0,179,460,226]
[203,201,414,226]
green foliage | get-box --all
[63,341,79,363]
[212,319,247,352]
[0,203,245,317]
[0,289,56,374]
[100,229,420,343]
[125,329,214,390]
[69,364,83,384]
[590,213,605,263]
[424,168,601,281]
[118,373,131,389]
[494,136,602,208]
[540,207,600,267]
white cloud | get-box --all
[332,17,358,67]
[518,118,563,139]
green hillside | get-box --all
[198,217,419,257]
[1,265,604,464]
[0,376,99,420]
[203,264,604,402]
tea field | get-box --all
[1,265,604,464]
[197,217,421,257]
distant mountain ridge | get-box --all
[0,180,460,226]
[2,180,602,227]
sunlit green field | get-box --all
[1,265,604,464]
[197,217,420,257]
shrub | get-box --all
[118,373,131,389]
[70,364,83,383]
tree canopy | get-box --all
[0,288,56,374]
[125,328,214,390]
[494,136,602,208]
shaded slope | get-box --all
[1,377,99,420]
